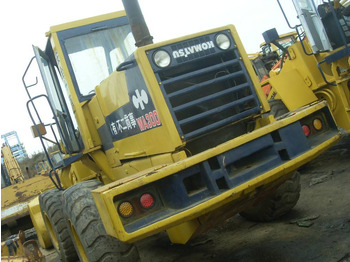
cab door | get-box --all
[33,45,82,154]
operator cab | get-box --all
[292,0,350,53]
[53,14,136,102]
[41,11,136,103]
[24,12,136,178]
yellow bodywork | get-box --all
[93,69,183,160]
[59,158,97,188]
[1,175,53,228]
[264,38,350,133]
[1,145,24,184]
[27,198,52,249]
[92,101,340,244]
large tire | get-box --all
[39,189,78,262]
[62,180,140,262]
[240,171,301,222]
[268,99,288,117]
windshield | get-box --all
[63,25,136,97]
[261,36,295,56]
[292,0,333,52]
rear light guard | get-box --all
[300,107,336,143]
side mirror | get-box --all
[30,124,47,138]
[262,28,291,59]
[262,28,280,44]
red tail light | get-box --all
[302,125,311,137]
[140,193,154,209]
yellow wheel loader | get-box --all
[22,0,341,261]
[1,144,52,240]
[254,0,350,133]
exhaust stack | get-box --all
[122,0,153,47]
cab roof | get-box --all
[46,10,127,37]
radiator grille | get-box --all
[149,32,261,140]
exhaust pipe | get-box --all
[122,0,153,47]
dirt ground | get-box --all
[42,134,350,262]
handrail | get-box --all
[277,0,301,30]
[25,94,68,190]
[277,0,314,56]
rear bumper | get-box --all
[92,101,340,243]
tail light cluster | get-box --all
[301,116,326,137]
[116,191,159,220]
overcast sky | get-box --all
[0,0,299,156]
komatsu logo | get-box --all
[172,41,215,58]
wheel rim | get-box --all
[43,212,59,251]
[69,220,89,262]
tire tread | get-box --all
[240,172,301,222]
[39,189,78,262]
[63,180,140,262]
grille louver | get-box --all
[148,31,261,140]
